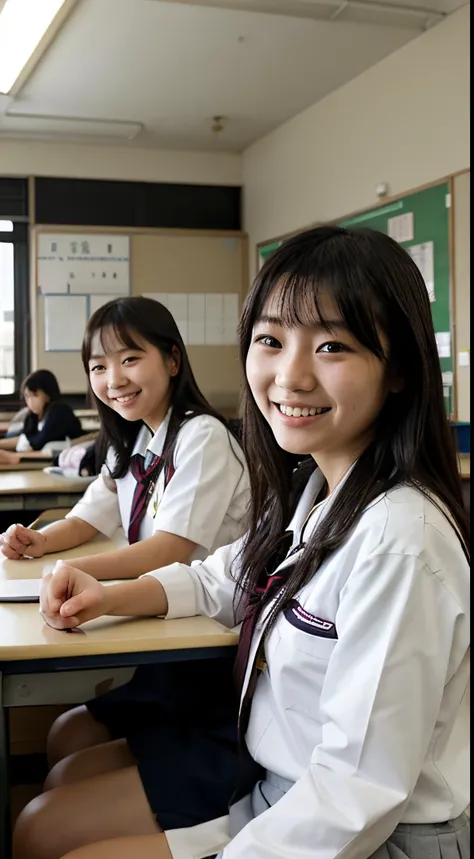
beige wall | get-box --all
[31,226,247,410]
[242,5,470,275]
[0,139,241,186]
[453,171,470,422]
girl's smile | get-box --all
[89,327,179,432]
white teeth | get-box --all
[279,404,329,418]
[115,393,138,403]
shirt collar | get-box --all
[132,408,172,459]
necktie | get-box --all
[128,451,161,544]
[233,532,294,723]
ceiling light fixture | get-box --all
[211,115,226,137]
[0,0,68,94]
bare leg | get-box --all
[44,739,135,791]
[47,706,112,768]
[59,834,173,859]
[13,766,160,859]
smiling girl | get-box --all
[19,228,469,859]
[5,297,250,859]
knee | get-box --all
[47,706,85,768]
[44,754,77,792]
[13,792,61,859]
[47,705,108,768]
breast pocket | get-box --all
[279,599,338,658]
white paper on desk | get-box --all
[0,578,42,602]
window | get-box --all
[0,219,29,398]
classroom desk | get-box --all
[0,532,238,854]
[0,470,90,512]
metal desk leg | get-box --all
[0,672,11,859]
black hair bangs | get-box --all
[242,228,390,363]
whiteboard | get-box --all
[38,234,130,295]
[44,295,87,351]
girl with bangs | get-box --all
[7,297,250,857]
[24,228,469,859]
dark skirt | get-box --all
[87,655,241,831]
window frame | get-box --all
[0,219,30,405]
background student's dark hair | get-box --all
[21,369,61,402]
[82,296,241,479]
[236,225,470,629]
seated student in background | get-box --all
[7,296,250,859]
[0,369,82,452]
[26,227,469,859]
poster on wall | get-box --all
[37,233,130,295]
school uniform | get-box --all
[67,409,248,554]
[146,467,470,859]
[15,401,82,451]
[66,409,251,830]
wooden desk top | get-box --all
[0,470,92,496]
[0,528,128,582]
[0,608,237,662]
[0,527,237,662]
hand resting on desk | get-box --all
[0,449,20,465]
[40,560,169,629]
[0,523,47,559]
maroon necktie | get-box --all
[233,532,294,703]
[128,452,161,544]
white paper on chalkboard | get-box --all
[45,295,87,351]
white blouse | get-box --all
[67,410,250,560]
[147,470,470,859]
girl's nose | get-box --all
[275,351,315,392]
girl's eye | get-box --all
[255,335,281,348]
[123,356,138,365]
[90,364,105,372]
[318,341,349,354]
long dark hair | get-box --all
[22,369,61,401]
[82,296,238,478]
[236,225,469,628]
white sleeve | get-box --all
[154,416,247,549]
[144,537,243,629]
[65,468,122,538]
[223,552,468,859]
[15,433,31,452]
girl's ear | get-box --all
[169,346,181,377]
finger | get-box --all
[60,587,100,618]
[39,573,62,616]
[7,524,32,548]
[39,609,80,630]
[0,539,23,560]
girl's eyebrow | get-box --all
[256,314,348,331]
[89,346,144,361]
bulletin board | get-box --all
[256,179,456,418]
[31,227,247,411]
[36,232,131,351]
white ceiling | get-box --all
[0,0,467,152]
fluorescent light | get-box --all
[1,114,143,140]
[0,0,67,94]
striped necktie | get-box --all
[128,451,161,544]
